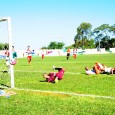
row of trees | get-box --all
[74,23,115,50]
[41,41,65,49]
[0,43,8,50]
[41,22,115,50]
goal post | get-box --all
[0,17,14,88]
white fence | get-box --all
[0,48,114,58]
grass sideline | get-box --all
[0,53,115,114]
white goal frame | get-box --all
[0,17,14,88]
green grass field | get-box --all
[0,53,115,115]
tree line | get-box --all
[0,22,115,50]
[42,22,115,50]
[41,41,65,49]
[0,43,9,50]
[74,23,115,50]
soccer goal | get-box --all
[0,17,14,88]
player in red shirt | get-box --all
[42,67,65,83]
[73,48,77,59]
[26,45,32,64]
[55,67,65,80]
[5,49,10,67]
[93,62,105,74]
[41,49,45,60]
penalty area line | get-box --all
[14,88,115,100]
[15,70,81,75]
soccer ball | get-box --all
[10,59,16,65]
[55,77,58,83]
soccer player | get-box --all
[85,62,104,75]
[66,48,71,60]
[73,48,77,59]
[12,46,17,61]
[5,46,17,67]
[41,49,45,60]
[26,45,32,64]
[85,67,96,75]
[85,62,115,75]
[42,67,65,83]
[5,48,10,67]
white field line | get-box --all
[14,88,115,100]
[14,70,81,75]
[18,61,113,64]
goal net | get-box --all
[0,17,14,88]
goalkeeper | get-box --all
[42,67,65,83]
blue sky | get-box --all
[0,0,115,50]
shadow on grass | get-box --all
[81,72,87,75]
[0,84,10,88]
[0,87,4,90]
[39,80,46,82]
[39,80,55,84]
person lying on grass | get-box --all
[94,62,115,75]
[42,67,65,83]
[102,66,115,75]
[85,62,104,75]
[85,67,96,75]
[85,62,115,75]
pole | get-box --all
[99,39,100,51]
[7,17,14,88]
